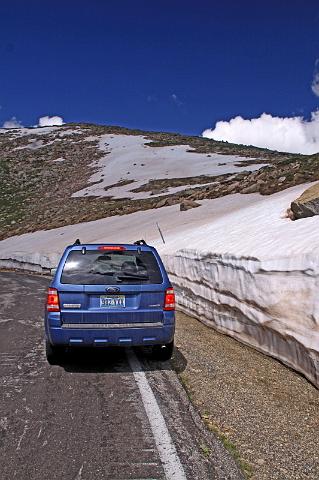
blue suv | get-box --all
[45,240,175,363]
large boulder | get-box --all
[290,183,319,219]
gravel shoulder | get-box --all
[173,312,319,480]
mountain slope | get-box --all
[1,122,318,240]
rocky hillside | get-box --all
[1,122,318,241]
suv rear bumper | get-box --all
[47,324,175,347]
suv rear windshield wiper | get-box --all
[116,273,149,282]
[89,270,116,276]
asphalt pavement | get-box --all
[0,271,242,480]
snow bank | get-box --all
[0,193,258,270]
[163,188,319,387]
[164,251,319,387]
[0,186,318,387]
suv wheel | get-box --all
[45,340,64,365]
[152,340,174,361]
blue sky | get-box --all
[0,0,318,135]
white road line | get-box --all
[127,349,187,480]
[74,464,84,480]
[16,422,28,451]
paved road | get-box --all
[0,271,242,480]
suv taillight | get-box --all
[47,288,60,312]
[164,288,175,311]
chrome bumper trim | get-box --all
[62,322,163,329]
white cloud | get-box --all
[311,59,319,97]
[312,73,319,97]
[202,112,319,155]
[2,116,23,128]
[38,115,64,127]
[171,93,183,107]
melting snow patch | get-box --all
[52,157,65,163]
[72,134,267,200]
[57,129,87,137]
[0,126,62,138]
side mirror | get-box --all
[50,268,57,277]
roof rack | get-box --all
[134,239,147,246]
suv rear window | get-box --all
[61,250,163,285]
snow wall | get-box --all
[163,250,319,389]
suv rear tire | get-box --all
[45,340,64,365]
[152,340,174,361]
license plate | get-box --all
[100,295,125,308]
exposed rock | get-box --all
[180,200,200,211]
[186,193,200,201]
[286,207,295,221]
[156,197,176,208]
[224,181,240,194]
[150,188,167,196]
[290,182,319,219]
[233,172,248,181]
[293,172,306,182]
[156,198,169,208]
[240,184,259,194]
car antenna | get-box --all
[156,222,165,244]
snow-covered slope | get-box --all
[0,184,318,387]
[72,134,266,200]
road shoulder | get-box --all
[173,312,319,480]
